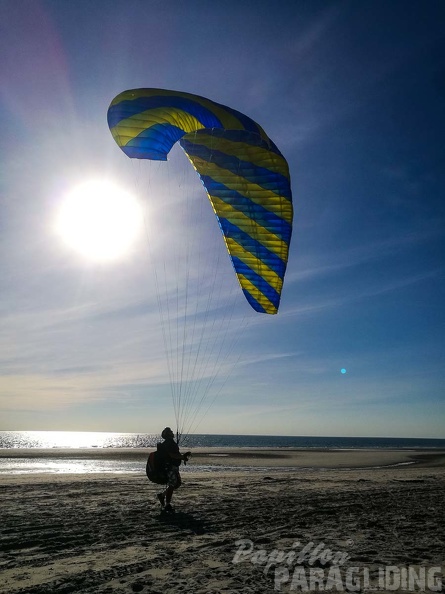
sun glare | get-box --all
[55,180,143,262]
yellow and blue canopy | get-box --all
[107,89,293,314]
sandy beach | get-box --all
[0,449,444,593]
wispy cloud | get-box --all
[284,266,444,319]
[288,227,444,284]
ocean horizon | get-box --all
[1,430,444,450]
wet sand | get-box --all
[0,450,444,593]
[2,446,445,468]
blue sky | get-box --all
[0,0,444,437]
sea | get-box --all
[1,431,444,475]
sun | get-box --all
[55,180,143,262]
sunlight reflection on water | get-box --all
[1,458,143,474]
[0,458,262,475]
[0,431,158,449]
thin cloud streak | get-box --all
[284,266,444,319]
[287,227,444,284]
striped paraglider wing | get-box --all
[107,89,293,314]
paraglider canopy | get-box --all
[107,88,293,314]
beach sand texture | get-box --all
[0,449,444,593]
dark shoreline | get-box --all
[1,447,444,469]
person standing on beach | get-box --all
[156,427,190,512]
